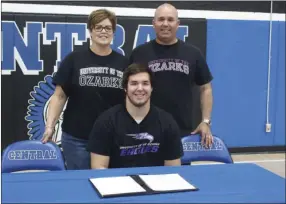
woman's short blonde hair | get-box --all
[87,9,117,32]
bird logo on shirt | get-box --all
[126,132,154,143]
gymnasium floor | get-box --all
[193,152,285,178]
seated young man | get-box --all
[87,63,183,169]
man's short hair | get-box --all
[122,63,154,89]
[87,9,117,32]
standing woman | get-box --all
[41,9,128,170]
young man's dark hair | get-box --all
[122,63,154,90]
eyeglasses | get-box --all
[94,25,113,33]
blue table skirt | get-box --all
[2,163,285,203]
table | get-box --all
[2,163,285,203]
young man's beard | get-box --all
[126,94,150,108]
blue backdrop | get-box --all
[207,19,285,147]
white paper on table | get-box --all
[89,176,146,197]
[138,173,197,192]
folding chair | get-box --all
[181,134,233,165]
[2,140,66,173]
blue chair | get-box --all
[2,140,66,173]
[181,134,233,164]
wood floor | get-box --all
[192,152,285,178]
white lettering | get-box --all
[148,59,190,75]
[7,150,57,160]
[183,141,224,152]
[79,75,122,89]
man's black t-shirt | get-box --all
[87,104,183,169]
[129,40,213,134]
[53,48,129,140]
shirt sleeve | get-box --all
[52,52,74,96]
[128,46,144,65]
[162,113,184,160]
[86,113,113,156]
[194,49,213,86]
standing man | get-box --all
[129,3,213,147]
[87,63,183,169]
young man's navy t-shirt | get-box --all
[87,104,183,168]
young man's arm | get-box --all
[87,113,113,169]
[90,153,110,169]
[164,158,181,166]
[162,113,184,166]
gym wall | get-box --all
[1,1,285,150]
